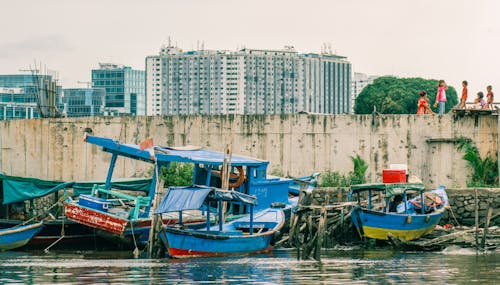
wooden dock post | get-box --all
[481,206,493,250]
[474,188,479,250]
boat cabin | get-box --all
[349,183,430,214]
[84,135,292,215]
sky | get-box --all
[1,0,499,100]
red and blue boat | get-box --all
[64,133,295,248]
[349,183,448,241]
[155,185,285,258]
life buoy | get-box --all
[213,166,245,188]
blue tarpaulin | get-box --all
[154,185,257,214]
[155,186,213,213]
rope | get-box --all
[448,206,461,227]
[21,194,66,226]
[43,194,68,253]
[130,220,139,257]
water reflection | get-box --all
[0,248,498,284]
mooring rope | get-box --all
[21,194,66,226]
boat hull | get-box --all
[0,222,43,251]
[65,202,129,235]
[351,208,444,241]
[161,208,284,258]
[163,227,275,258]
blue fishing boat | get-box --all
[155,185,284,258]
[0,222,43,251]
[64,133,296,247]
[349,183,448,241]
[0,173,151,249]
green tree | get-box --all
[457,139,498,187]
[354,76,459,114]
[350,155,368,184]
[159,162,194,188]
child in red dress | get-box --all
[458,80,468,109]
[417,91,434,115]
[485,85,494,110]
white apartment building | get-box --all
[146,45,352,116]
[351,72,379,113]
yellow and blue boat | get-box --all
[349,183,448,241]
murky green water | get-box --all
[0,247,498,284]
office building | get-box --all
[146,45,352,116]
[92,63,145,116]
[0,74,61,120]
[62,88,105,117]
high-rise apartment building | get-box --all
[92,63,145,116]
[0,74,61,120]
[62,88,105,117]
[146,45,352,116]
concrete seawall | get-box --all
[0,113,498,188]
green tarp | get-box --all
[0,174,152,205]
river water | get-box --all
[0,246,498,284]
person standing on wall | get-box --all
[417,91,434,115]
[433,80,447,115]
[458,80,468,109]
[485,85,494,110]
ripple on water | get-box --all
[0,248,498,284]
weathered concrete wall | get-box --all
[0,113,497,187]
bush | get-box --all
[319,171,351,187]
[457,139,498,187]
[320,155,368,187]
[159,162,194,188]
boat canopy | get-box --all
[350,183,426,198]
[154,185,258,214]
[0,173,151,204]
[85,135,268,167]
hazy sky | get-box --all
[1,0,498,100]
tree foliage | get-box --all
[354,76,459,114]
[159,162,194,188]
[350,154,368,185]
[457,139,498,187]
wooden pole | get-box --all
[148,162,163,258]
[314,207,326,261]
[474,188,479,250]
[481,206,493,250]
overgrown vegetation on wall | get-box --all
[457,139,499,187]
[320,155,368,187]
